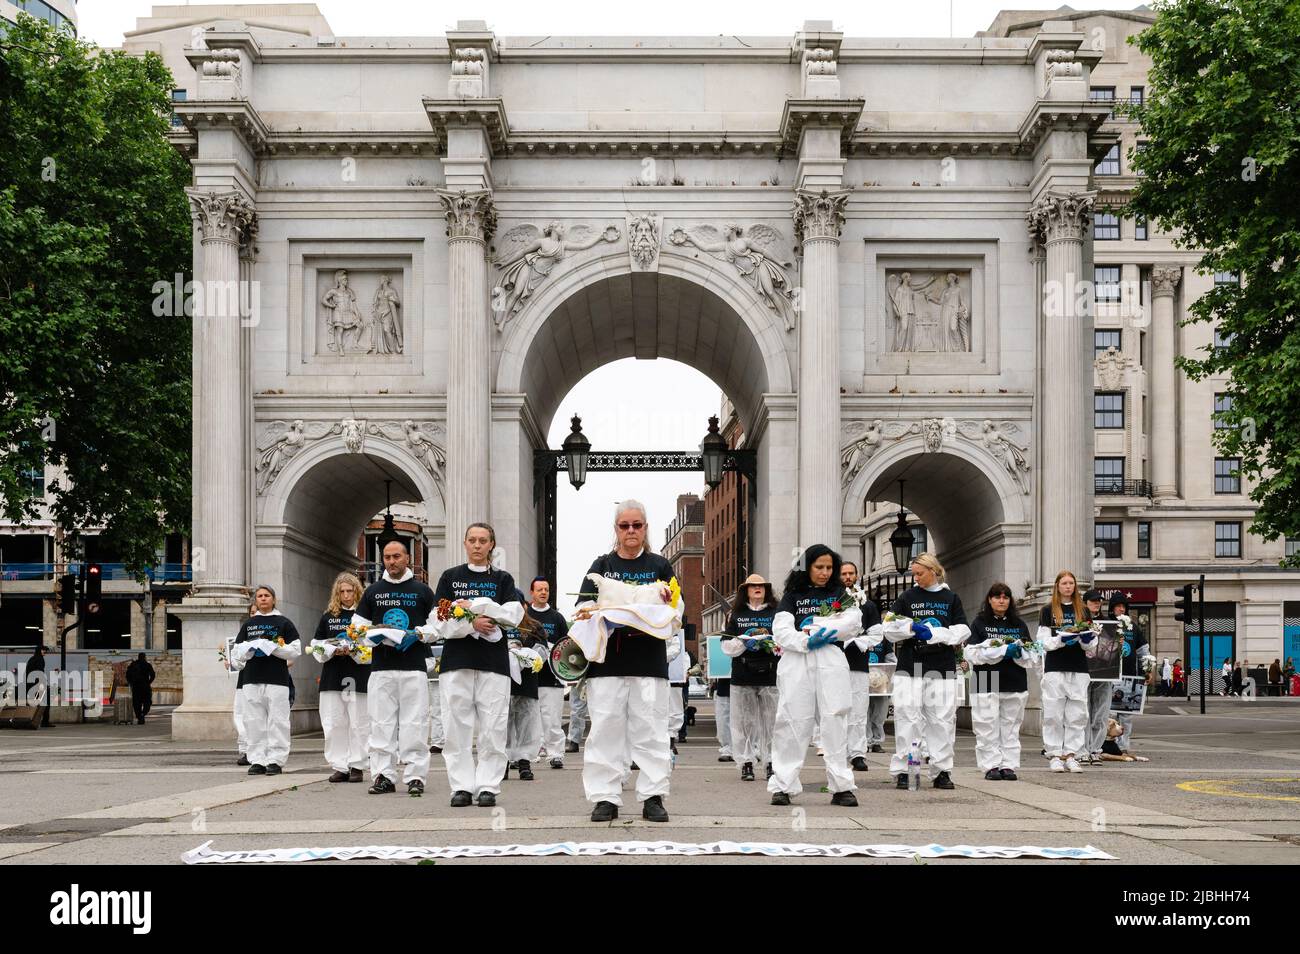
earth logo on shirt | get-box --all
[921,616,944,628]
[382,608,411,630]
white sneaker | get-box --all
[1049,757,1065,772]
[1064,757,1083,773]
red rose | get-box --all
[832,601,841,610]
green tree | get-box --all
[1126,0,1300,562]
[0,15,192,571]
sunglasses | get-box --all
[617,522,645,531]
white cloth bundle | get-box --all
[568,602,683,664]
[307,638,348,662]
[963,640,1043,670]
[508,645,544,685]
[584,573,673,607]
[428,597,525,644]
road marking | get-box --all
[1177,778,1300,803]
[0,843,55,860]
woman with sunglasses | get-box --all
[576,500,676,824]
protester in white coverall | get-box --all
[427,644,444,753]
[882,553,971,790]
[311,572,370,783]
[838,560,878,772]
[1037,569,1097,773]
[230,586,302,774]
[524,578,570,768]
[963,582,1040,780]
[767,544,863,807]
[1081,589,1112,765]
[666,631,688,752]
[720,574,779,781]
[578,500,676,823]
[713,679,733,761]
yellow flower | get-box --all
[668,576,682,609]
[453,606,466,618]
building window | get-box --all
[1286,537,1300,558]
[1094,457,1126,493]
[1213,271,1240,287]
[1214,457,1241,494]
[1095,144,1121,176]
[1094,391,1125,429]
[1095,522,1122,559]
[1213,325,1235,351]
[170,88,187,127]
[1129,86,1145,106]
[22,464,45,499]
[1213,393,1233,429]
[1134,216,1148,240]
[909,525,929,561]
[1215,522,1242,558]
[1137,521,1151,559]
[1095,329,1122,356]
[1094,212,1120,241]
[1094,265,1122,303]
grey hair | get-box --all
[611,499,653,553]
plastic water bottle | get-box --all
[907,741,922,792]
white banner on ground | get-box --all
[183,839,1115,864]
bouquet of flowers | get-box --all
[436,598,539,637]
[983,635,1046,654]
[1140,653,1157,675]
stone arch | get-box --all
[493,246,795,433]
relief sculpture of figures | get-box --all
[255,419,336,493]
[371,274,403,354]
[887,270,972,353]
[321,269,368,354]
[669,223,797,331]
[492,222,621,331]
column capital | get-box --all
[185,189,256,246]
[439,189,497,243]
[1026,190,1095,246]
[1151,264,1182,298]
[792,189,850,246]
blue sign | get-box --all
[705,635,732,680]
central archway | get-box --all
[490,249,797,590]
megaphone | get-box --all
[550,636,589,684]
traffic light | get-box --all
[84,563,103,615]
[58,574,77,615]
[1173,582,1195,623]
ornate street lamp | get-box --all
[889,479,915,574]
[376,479,401,552]
[562,415,591,490]
[700,415,727,490]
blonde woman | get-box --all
[1037,570,1096,773]
[880,552,970,790]
[312,572,370,783]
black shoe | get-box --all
[565,741,580,753]
[549,758,564,769]
[669,738,678,755]
[933,771,955,790]
[477,791,496,808]
[770,791,791,806]
[851,756,869,772]
[642,795,669,822]
[831,790,859,807]
[502,762,510,781]
[718,755,734,762]
[450,790,473,807]
[348,768,364,783]
[248,764,267,775]
[590,800,619,822]
[237,755,250,766]
[138,718,146,725]
[677,729,687,743]
[741,762,755,781]
[630,761,640,771]
[429,744,442,754]
[895,773,909,789]
[764,763,774,780]
[368,775,396,795]
[265,764,282,776]
[1000,768,1018,781]
[984,768,1002,781]
[870,744,884,753]
[517,760,535,781]
[328,770,350,783]
[407,779,424,797]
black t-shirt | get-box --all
[968,613,1032,694]
[890,586,968,677]
[126,661,155,687]
[724,605,779,687]
[434,564,517,678]
[235,613,300,689]
[313,607,370,694]
[356,576,435,673]
[1039,604,1090,674]
[777,583,850,661]
[715,679,730,697]
[526,605,570,690]
[842,600,883,673]
[577,551,675,679]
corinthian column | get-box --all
[1027,191,1095,580]
[440,189,497,542]
[185,188,255,599]
[1149,265,1182,503]
[793,189,849,548]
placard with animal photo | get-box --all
[1087,620,1124,682]
[1109,675,1147,714]
[868,662,895,697]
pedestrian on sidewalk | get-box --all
[125,653,155,725]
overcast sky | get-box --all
[81,1,1137,47]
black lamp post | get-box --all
[562,415,591,490]
[889,479,915,573]
[376,479,401,553]
[700,415,727,490]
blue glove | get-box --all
[1003,642,1022,661]
[1059,633,1078,646]
[1122,641,1132,658]
[807,628,839,649]
[798,616,814,632]
[743,638,759,652]
[397,632,420,652]
[1079,631,1096,645]
[911,622,933,641]
[742,628,758,638]
[252,648,267,657]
